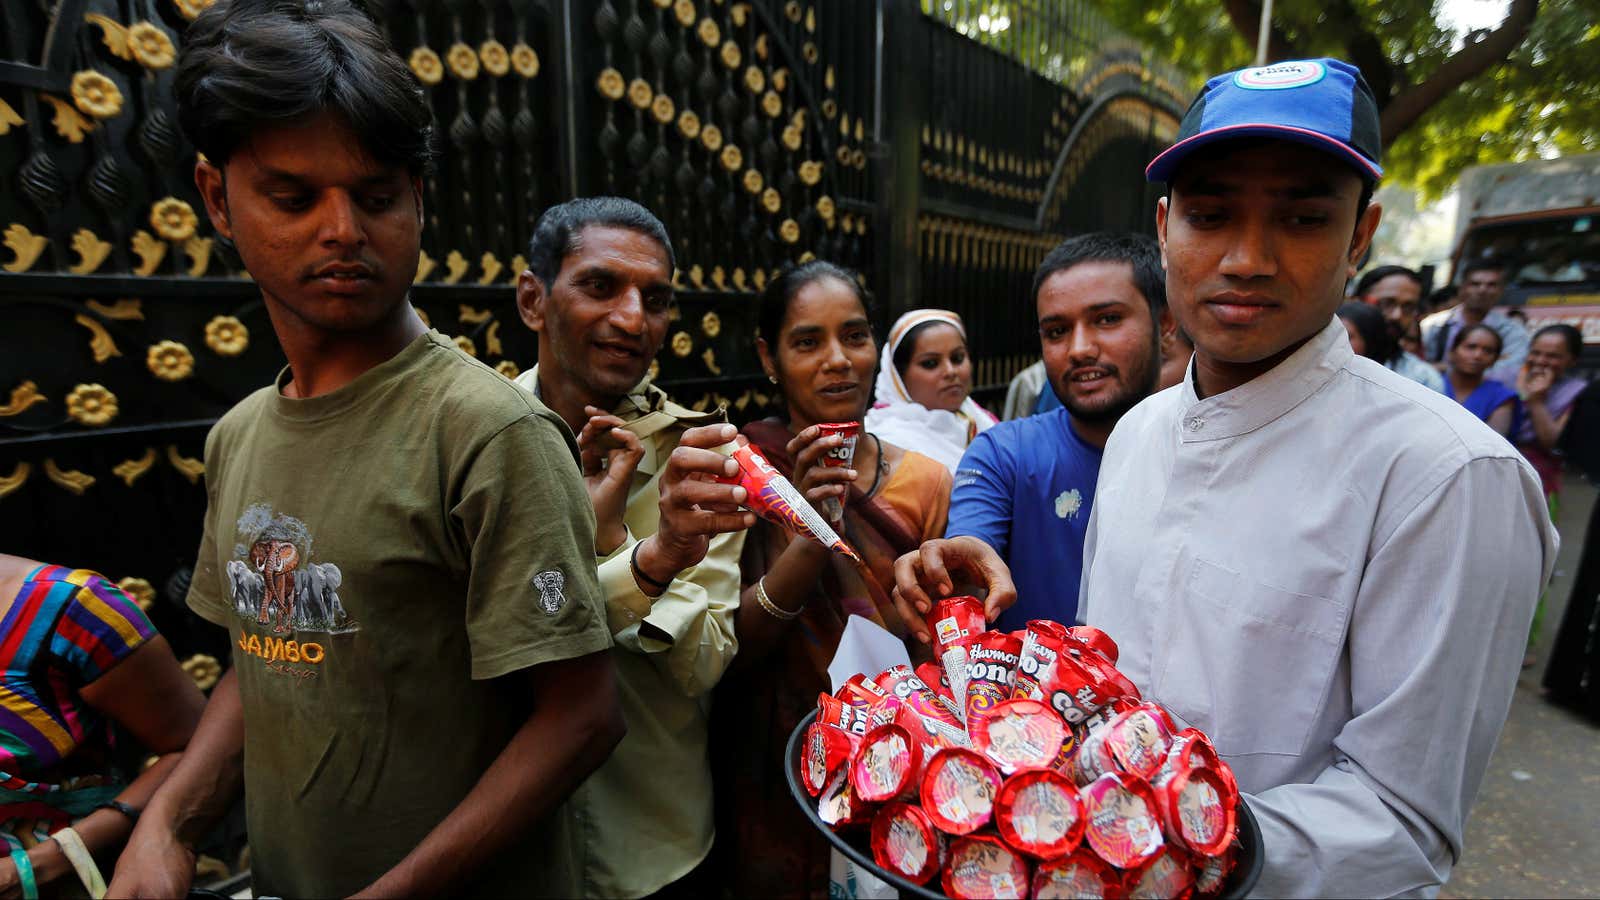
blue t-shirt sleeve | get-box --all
[946,429,1015,556]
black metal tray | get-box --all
[784,708,1264,898]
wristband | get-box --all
[9,848,37,900]
[630,542,673,592]
[51,827,106,899]
[94,800,140,823]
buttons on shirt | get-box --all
[1186,417,1205,433]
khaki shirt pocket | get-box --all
[1153,556,1350,757]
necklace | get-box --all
[862,433,888,498]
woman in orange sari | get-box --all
[711,261,951,899]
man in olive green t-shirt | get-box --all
[108,4,623,897]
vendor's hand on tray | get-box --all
[892,536,1017,643]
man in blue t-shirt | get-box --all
[944,233,1171,629]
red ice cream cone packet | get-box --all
[870,802,945,886]
[849,723,924,803]
[874,664,968,748]
[928,597,987,713]
[1066,625,1120,666]
[970,698,1068,775]
[942,833,1030,900]
[920,747,1002,835]
[1124,846,1195,900]
[815,422,859,522]
[801,717,860,797]
[1030,848,1123,899]
[963,631,1023,724]
[718,441,861,562]
[1150,762,1237,859]
[995,768,1086,860]
[1080,771,1165,869]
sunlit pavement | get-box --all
[1443,473,1600,898]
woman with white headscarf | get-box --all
[865,309,998,472]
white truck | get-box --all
[1451,153,1600,352]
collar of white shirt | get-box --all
[1176,317,1352,442]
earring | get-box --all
[768,374,778,384]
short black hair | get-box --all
[1461,258,1508,279]
[526,197,675,289]
[1032,232,1165,314]
[175,0,433,175]
[1534,323,1583,359]
[1337,301,1393,363]
[758,260,874,348]
[1354,264,1423,298]
[1452,322,1503,356]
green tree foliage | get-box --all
[1089,0,1600,199]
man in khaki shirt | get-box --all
[514,197,752,898]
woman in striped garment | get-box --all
[0,555,205,897]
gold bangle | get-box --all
[755,576,803,621]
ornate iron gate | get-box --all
[0,0,1185,659]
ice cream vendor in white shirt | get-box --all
[890,58,1556,897]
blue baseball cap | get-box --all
[1146,58,1383,183]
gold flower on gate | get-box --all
[762,91,782,118]
[803,42,819,64]
[128,23,176,70]
[454,335,478,358]
[117,577,156,611]
[147,340,195,382]
[597,68,626,100]
[204,315,249,356]
[799,160,822,185]
[409,47,444,86]
[719,145,743,172]
[821,98,838,119]
[816,196,835,219]
[720,41,741,70]
[785,1,802,22]
[744,66,765,94]
[446,43,479,80]
[677,110,701,140]
[702,311,722,338]
[674,0,697,27]
[66,384,118,427]
[671,331,693,357]
[478,40,510,77]
[779,219,800,244]
[495,360,520,379]
[150,198,198,242]
[761,187,782,214]
[700,124,723,151]
[173,0,215,21]
[781,125,803,152]
[773,69,790,92]
[71,71,123,120]
[697,19,721,47]
[627,79,654,110]
[742,169,764,194]
[511,43,540,78]
[182,654,221,692]
[651,94,676,125]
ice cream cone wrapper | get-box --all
[720,442,861,562]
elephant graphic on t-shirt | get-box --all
[250,539,300,633]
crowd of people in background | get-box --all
[0,2,1586,899]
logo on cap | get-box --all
[1232,61,1326,91]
